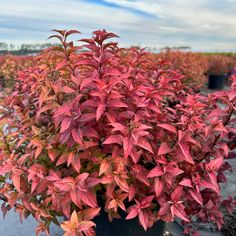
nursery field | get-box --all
[0,30,236,236]
[1,50,236,91]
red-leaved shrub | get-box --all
[0,29,236,236]
[207,54,236,75]
[0,54,34,88]
[158,50,209,90]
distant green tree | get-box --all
[0,42,8,51]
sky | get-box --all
[0,0,236,51]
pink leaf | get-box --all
[99,159,109,176]
[62,86,76,93]
[72,129,84,145]
[109,100,128,108]
[126,206,139,220]
[136,137,153,153]
[140,196,155,208]
[179,178,192,188]
[154,178,164,197]
[157,124,177,134]
[110,122,126,134]
[103,135,123,145]
[206,158,224,172]
[147,166,164,178]
[82,208,101,221]
[60,118,71,133]
[123,137,134,158]
[79,113,96,122]
[171,205,189,222]
[96,104,105,121]
[189,190,203,206]
[177,141,194,164]
[158,142,171,155]
[138,210,149,231]
[171,186,183,202]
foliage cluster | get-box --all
[0,30,236,236]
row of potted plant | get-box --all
[1,49,236,91]
[158,50,209,91]
[159,50,236,90]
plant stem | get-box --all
[197,107,235,164]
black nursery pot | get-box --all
[208,74,227,90]
[93,207,165,236]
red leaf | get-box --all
[35,146,43,159]
[126,206,139,220]
[62,86,76,93]
[61,197,71,219]
[206,157,224,172]
[157,123,177,134]
[67,152,75,166]
[123,137,134,158]
[128,185,136,201]
[72,157,81,174]
[171,205,189,222]
[158,142,171,155]
[79,113,96,122]
[0,163,13,175]
[82,208,101,221]
[147,166,163,178]
[96,104,105,121]
[189,190,203,206]
[12,170,23,192]
[136,137,153,153]
[171,186,183,202]
[140,195,155,208]
[72,129,83,145]
[1,203,9,219]
[99,159,109,176]
[60,118,71,133]
[103,135,123,145]
[179,178,192,188]
[80,191,97,208]
[177,141,194,164]
[78,221,96,232]
[138,210,149,231]
[71,190,81,207]
[154,178,164,197]
[80,78,93,90]
[114,176,129,192]
[47,149,56,162]
[65,29,81,38]
[166,165,184,176]
[56,155,67,166]
[55,61,67,70]
[110,122,126,134]
[158,203,170,217]
[109,100,128,108]
[201,179,220,194]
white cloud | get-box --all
[0,0,236,51]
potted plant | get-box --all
[207,54,234,89]
[0,29,235,236]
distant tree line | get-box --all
[0,42,56,55]
[0,41,192,55]
[129,45,191,52]
[160,46,191,51]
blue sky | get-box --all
[0,0,236,51]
